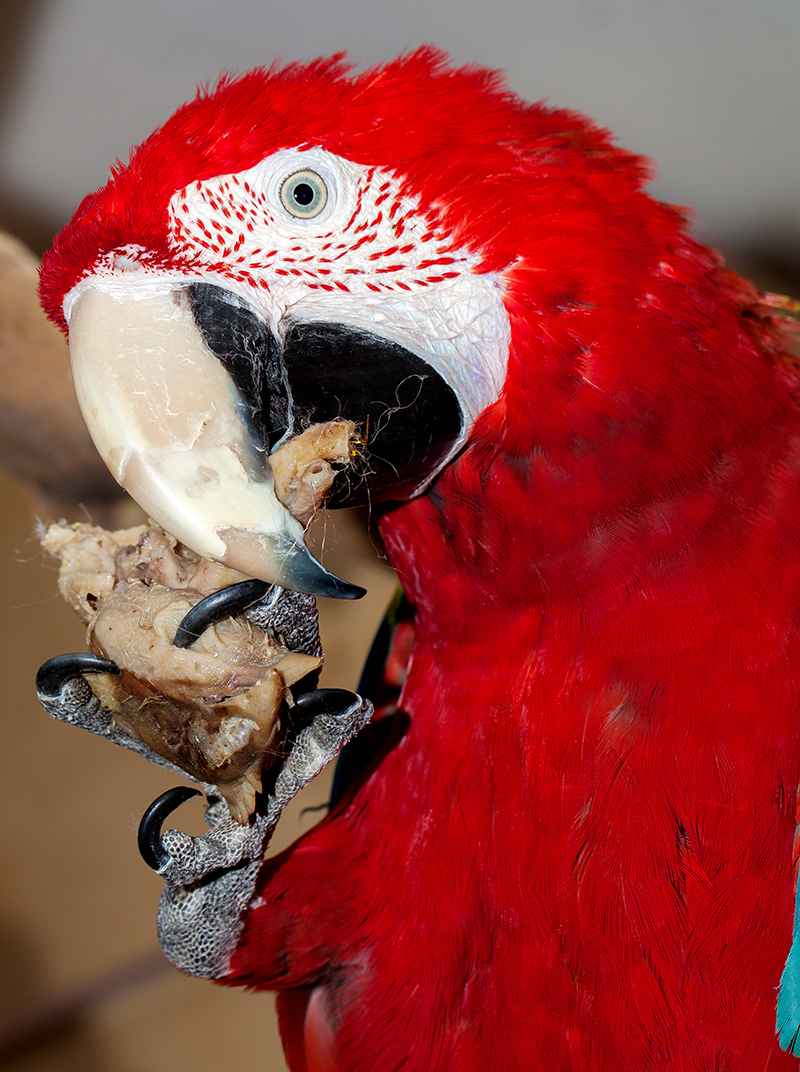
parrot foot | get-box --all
[36,587,371,978]
[35,584,324,774]
[146,689,373,978]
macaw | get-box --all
[34,49,800,1071]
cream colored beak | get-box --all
[66,279,363,598]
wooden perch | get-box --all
[0,231,123,518]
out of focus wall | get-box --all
[1,0,799,261]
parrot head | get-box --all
[40,48,791,611]
[39,50,518,597]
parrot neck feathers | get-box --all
[381,256,800,635]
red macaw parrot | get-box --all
[35,49,800,1071]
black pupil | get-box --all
[293,182,315,206]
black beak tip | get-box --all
[336,580,368,601]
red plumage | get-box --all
[41,49,800,1070]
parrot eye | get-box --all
[279,169,328,219]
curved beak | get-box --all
[66,279,364,599]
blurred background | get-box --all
[0,1,798,1069]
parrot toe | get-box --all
[136,690,371,874]
[35,651,120,699]
[137,689,373,879]
[172,579,271,648]
[137,785,203,871]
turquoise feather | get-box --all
[777,875,800,1055]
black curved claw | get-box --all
[293,688,361,719]
[137,785,202,872]
[35,652,120,698]
[173,580,271,648]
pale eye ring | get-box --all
[279,169,328,219]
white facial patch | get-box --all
[166,148,511,429]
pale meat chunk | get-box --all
[42,522,321,823]
[269,420,359,525]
